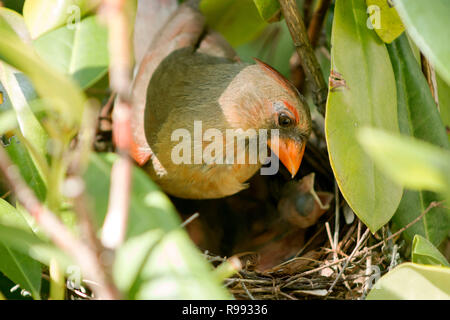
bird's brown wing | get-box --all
[129,2,205,165]
[133,0,178,67]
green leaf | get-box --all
[412,235,450,267]
[0,199,72,270]
[325,0,402,232]
[0,109,18,134]
[33,16,109,89]
[200,0,267,47]
[357,128,450,200]
[236,22,294,78]
[0,244,41,299]
[366,0,404,43]
[0,9,48,173]
[4,137,47,202]
[0,199,41,299]
[0,15,87,130]
[23,0,101,39]
[395,0,450,85]
[366,263,450,300]
[83,153,230,299]
[2,0,26,13]
[0,223,72,270]
[387,34,450,246]
[253,0,281,23]
[436,72,450,141]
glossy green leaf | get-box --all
[325,0,401,232]
[366,263,450,300]
[388,34,450,246]
[366,0,404,43]
[412,235,450,267]
[0,199,41,299]
[0,15,87,129]
[253,0,281,22]
[0,9,48,173]
[358,128,450,200]
[200,0,267,47]
[33,16,109,89]
[23,0,101,39]
[84,153,230,299]
[395,0,450,85]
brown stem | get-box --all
[307,0,331,48]
[100,0,134,250]
[420,53,439,108]
[279,0,328,115]
[303,0,314,26]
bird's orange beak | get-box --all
[268,138,305,178]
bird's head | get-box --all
[220,58,312,177]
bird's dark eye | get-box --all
[278,112,293,127]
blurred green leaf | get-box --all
[0,66,48,166]
[358,128,450,200]
[0,110,18,134]
[395,0,450,85]
[0,15,87,130]
[388,34,450,246]
[200,0,267,47]
[0,199,71,270]
[4,137,47,202]
[253,0,281,22]
[0,9,48,173]
[0,7,31,43]
[2,0,26,13]
[0,73,37,114]
[33,16,109,89]
[412,235,450,267]
[0,199,41,299]
[366,0,404,43]
[83,153,230,299]
[0,223,72,270]
[23,0,101,39]
[236,22,294,78]
[325,0,401,232]
[366,263,450,300]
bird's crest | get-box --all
[253,57,300,99]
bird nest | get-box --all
[187,179,418,303]
[206,216,403,300]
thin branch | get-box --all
[326,227,370,295]
[365,201,443,252]
[100,0,134,250]
[307,0,331,48]
[283,201,442,289]
[281,0,328,115]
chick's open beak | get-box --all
[269,138,305,178]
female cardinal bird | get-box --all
[128,1,312,199]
